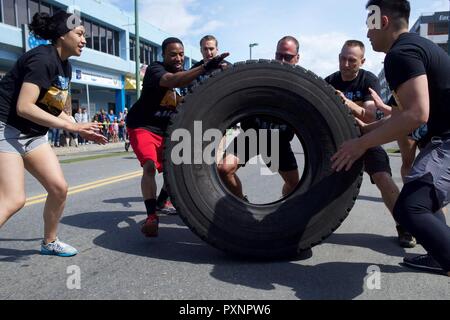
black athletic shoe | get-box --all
[125,141,130,152]
[403,254,445,274]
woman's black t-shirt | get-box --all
[0,45,72,137]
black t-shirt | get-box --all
[126,62,186,136]
[0,45,71,137]
[384,32,450,144]
[325,69,381,105]
[240,116,296,142]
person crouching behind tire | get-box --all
[217,36,301,200]
[325,40,416,249]
[126,37,229,238]
[0,11,107,257]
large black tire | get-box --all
[164,60,363,260]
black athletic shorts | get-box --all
[363,146,392,183]
[226,132,298,173]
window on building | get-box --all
[129,37,157,64]
[144,44,149,65]
[114,31,120,57]
[28,0,39,20]
[130,37,135,61]
[92,23,99,51]
[106,29,113,55]
[151,46,157,63]
[428,22,449,35]
[3,0,16,26]
[99,26,106,53]
[16,0,28,27]
[40,1,50,14]
[139,42,144,64]
[84,19,92,48]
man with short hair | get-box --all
[218,36,300,200]
[325,40,415,248]
[191,35,231,82]
[332,0,450,276]
[126,37,229,237]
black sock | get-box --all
[144,199,157,216]
[157,189,169,206]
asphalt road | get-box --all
[0,145,449,300]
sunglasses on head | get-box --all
[275,52,297,62]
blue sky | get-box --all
[107,0,449,77]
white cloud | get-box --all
[138,0,199,37]
[293,32,385,78]
[297,33,348,77]
[104,0,224,38]
[189,20,225,36]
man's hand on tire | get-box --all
[203,53,230,72]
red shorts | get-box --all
[128,128,164,172]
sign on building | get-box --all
[73,68,123,89]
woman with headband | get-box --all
[0,11,107,257]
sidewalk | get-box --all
[52,142,127,157]
[51,140,400,157]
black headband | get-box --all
[53,11,78,37]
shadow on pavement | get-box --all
[0,238,42,263]
[324,233,406,257]
[358,195,384,203]
[60,210,407,300]
[0,248,40,263]
[103,197,143,208]
[210,261,405,300]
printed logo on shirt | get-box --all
[160,89,183,110]
[38,76,70,116]
[345,91,364,107]
[345,91,363,101]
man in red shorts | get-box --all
[126,37,228,237]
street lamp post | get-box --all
[249,43,259,60]
[135,0,141,98]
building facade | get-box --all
[0,0,201,118]
[410,11,449,54]
[378,10,449,103]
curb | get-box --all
[52,142,127,156]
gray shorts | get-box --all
[405,136,450,206]
[0,121,48,156]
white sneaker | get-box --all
[40,238,78,257]
[156,199,177,215]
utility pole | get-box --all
[135,0,141,98]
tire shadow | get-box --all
[60,209,407,300]
[209,261,405,300]
[324,233,406,257]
